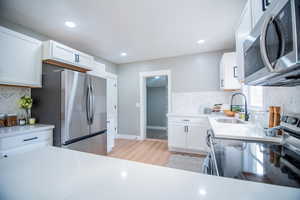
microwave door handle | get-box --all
[260,15,277,73]
[274,19,286,59]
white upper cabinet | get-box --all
[235,0,252,82]
[92,61,106,74]
[43,40,94,71]
[220,52,241,90]
[0,26,42,87]
[251,0,265,28]
[251,0,272,28]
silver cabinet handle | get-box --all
[23,137,38,142]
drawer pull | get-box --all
[23,137,38,142]
[183,119,190,122]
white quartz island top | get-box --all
[208,116,282,143]
[1,147,299,200]
[0,124,54,138]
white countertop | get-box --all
[208,116,282,143]
[0,124,54,138]
[0,147,299,200]
[167,113,209,118]
[167,112,282,143]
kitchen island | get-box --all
[0,147,299,200]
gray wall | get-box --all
[117,51,227,135]
[147,87,167,127]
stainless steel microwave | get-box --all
[244,0,300,86]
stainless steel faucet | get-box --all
[230,93,249,121]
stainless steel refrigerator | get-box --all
[32,64,107,155]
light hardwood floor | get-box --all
[108,139,171,166]
[108,139,203,166]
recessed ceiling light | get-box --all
[154,76,160,79]
[65,21,76,28]
[197,40,205,44]
[120,52,127,57]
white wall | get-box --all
[117,50,232,135]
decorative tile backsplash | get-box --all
[263,86,300,114]
[172,91,233,114]
[0,86,31,117]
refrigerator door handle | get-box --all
[86,81,91,125]
[90,79,95,124]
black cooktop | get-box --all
[214,141,300,188]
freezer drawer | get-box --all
[63,132,107,155]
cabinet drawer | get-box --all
[168,117,208,125]
[0,130,52,150]
[0,140,51,159]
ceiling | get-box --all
[0,0,246,64]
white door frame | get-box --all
[139,70,171,140]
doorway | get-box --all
[139,70,171,140]
[146,76,168,140]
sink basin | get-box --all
[216,118,246,124]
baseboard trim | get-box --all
[168,146,208,155]
[116,134,142,140]
[147,126,167,130]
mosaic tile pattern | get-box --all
[0,86,31,117]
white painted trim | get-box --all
[168,146,208,155]
[87,70,118,80]
[116,134,142,140]
[147,126,167,130]
[139,70,172,140]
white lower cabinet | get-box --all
[168,117,209,154]
[0,128,53,159]
[186,125,208,152]
[169,123,187,149]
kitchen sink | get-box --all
[216,118,246,124]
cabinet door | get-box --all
[1,140,51,159]
[186,125,208,152]
[224,52,241,90]
[52,42,75,64]
[168,123,186,149]
[107,78,118,118]
[76,52,93,70]
[220,52,241,90]
[219,59,225,89]
[107,117,116,153]
[251,0,265,28]
[0,26,42,87]
[235,0,252,82]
